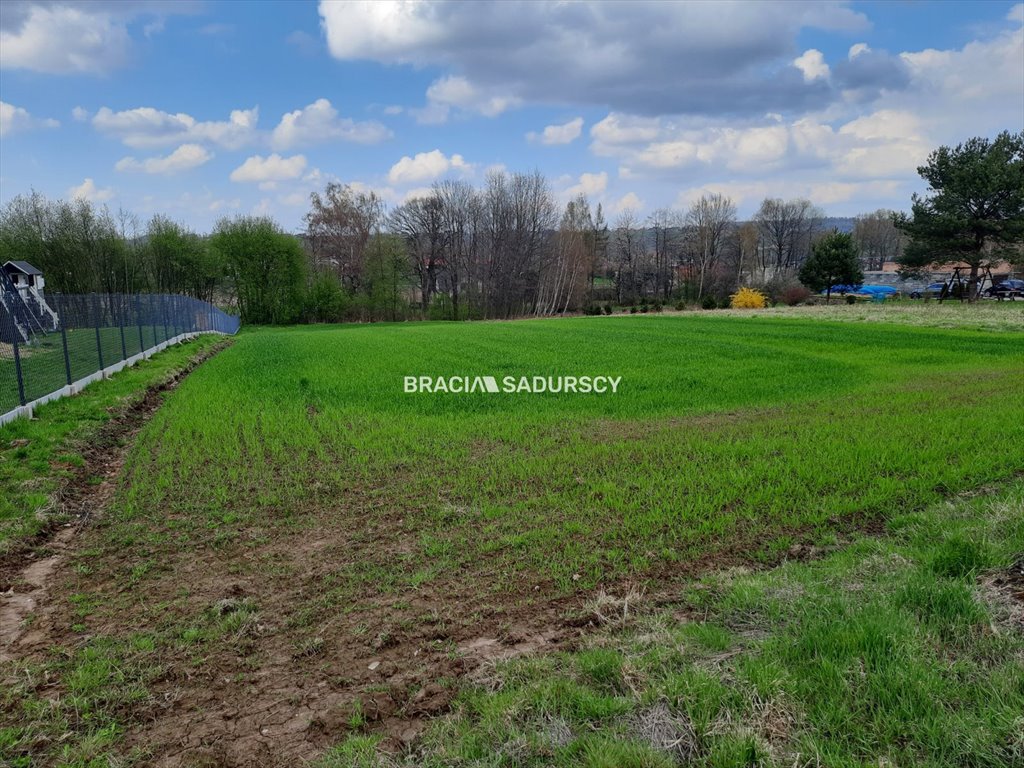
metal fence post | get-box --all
[92,292,105,370]
[11,332,26,406]
[117,293,128,360]
[150,293,158,347]
[161,294,170,342]
[58,301,72,386]
[136,294,144,352]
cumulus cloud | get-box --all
[590,103,937,198]
[0,1,195,75]
[612,192,644,214]
[413,76,520,124]
[0,4,130,74]
[388,149,471,185]
[92,105,259,149]
[0,100,58,137]
[559,171,609,203]
[895,24,1023,136]
[67,177,114,203]
[271,98,391,149]
[115,144,213,175]
[527,117,584,145]
[230,153,308,183]
[320,0,868,116]
[793,49,829,82]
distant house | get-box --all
[1,260,59,343]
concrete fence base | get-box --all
[1,331,219,428]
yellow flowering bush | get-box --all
[730,287,768,309]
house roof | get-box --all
[2,260,43,276]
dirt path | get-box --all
[0,341,230,661]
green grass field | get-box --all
[1,311,1023,767]
[116,315,1024,589]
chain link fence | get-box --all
[1,292,239,423]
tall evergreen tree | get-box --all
[897,131,1024,300]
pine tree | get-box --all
[799,231,864,303]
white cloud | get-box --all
[793,49,830,82]
[92,106,259,149]
[590,103,940,185]
[71,106,89,122]
[230,154,308,183]
[591,114,663,149]
[564,171,608,199]
[271,98,391,149]
[848,43,871,59]
[67,178,114,203]
[527,117,584,145]
[0,2,193,75]
[0,101,59,137]
[896,26,1023,136]
[388,149,471,185]
[115,144,213,175]
[612,192,644,214]
[413,76,520,124]
[0,5,130,75]
[1008,4,1023,23]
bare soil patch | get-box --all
[7,487,887,767]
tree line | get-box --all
[0,182,909,323]
[1,131,1019,322]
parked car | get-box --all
[909,282,948,299]
[983,279,1024,298]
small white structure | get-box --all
[1,260,59,341]
[3,260,46,294]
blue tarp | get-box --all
[827,284,899,295]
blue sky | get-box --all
[1,0,1022,232]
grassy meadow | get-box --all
[2,310,1023,766]
[116,314,1024,590]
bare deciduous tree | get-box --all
[305,183,383,292]
[754,197,822,278]
[390,194,445,313]
[853,209,904,271]
[685,193,737,299]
